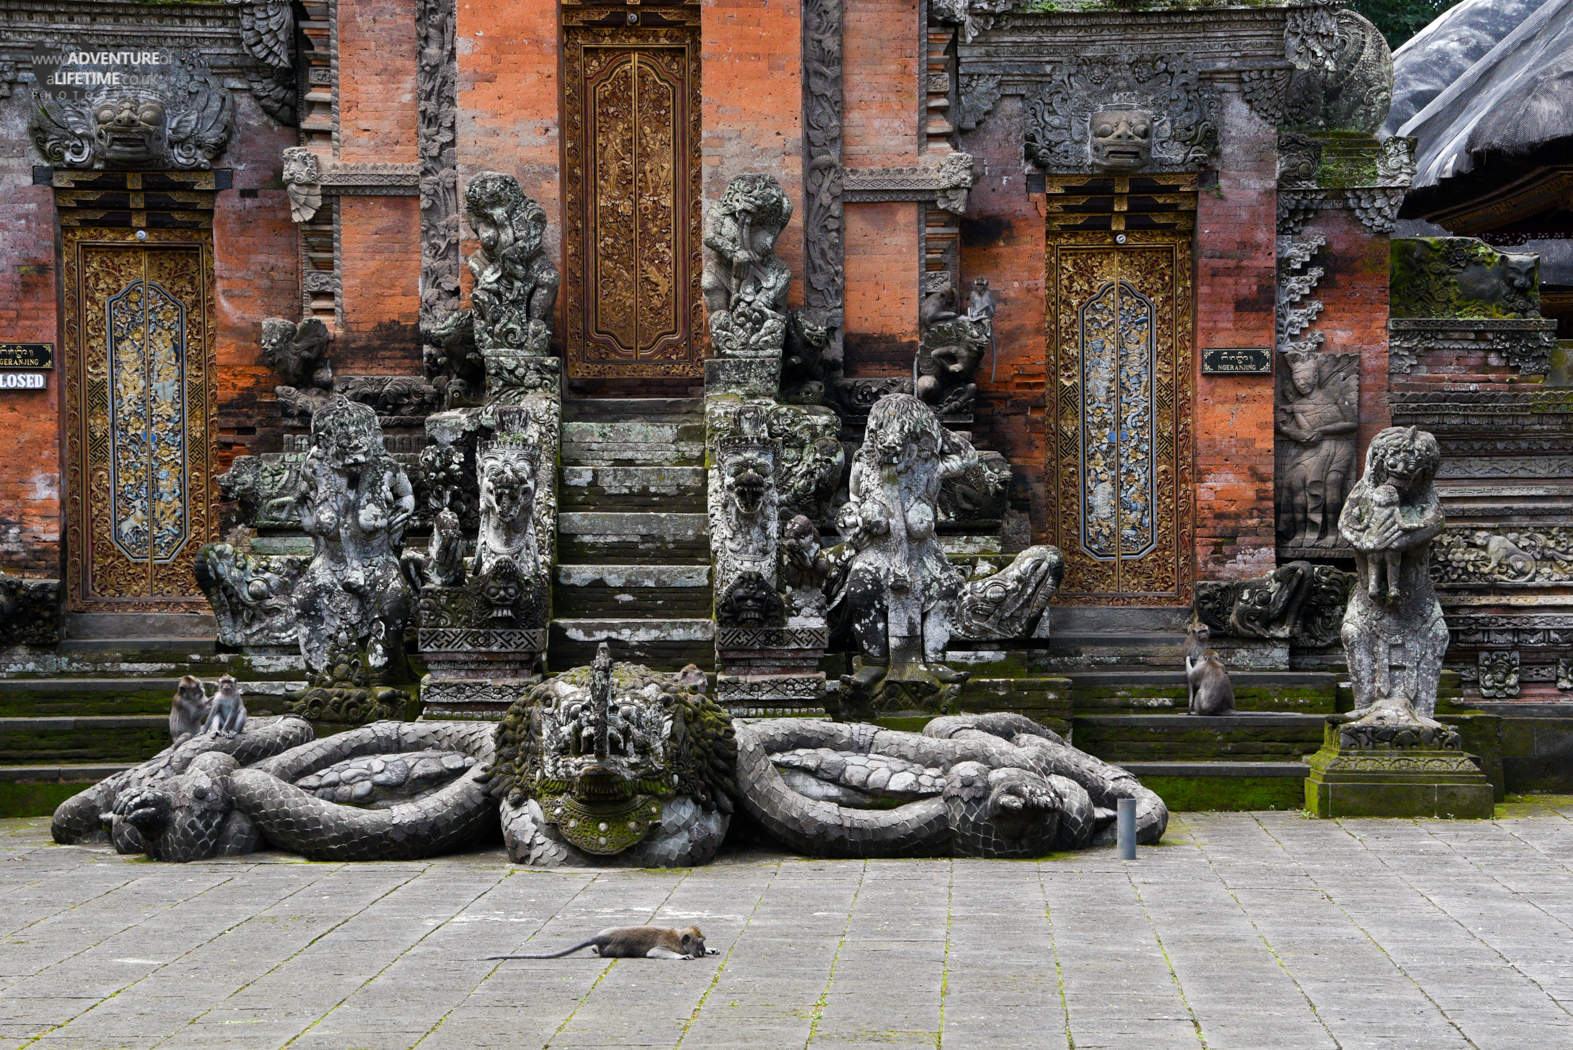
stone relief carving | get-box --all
[1391,237,1541,320]
[957,74,1002,132]
[1194,561,1356,649]
[291,396,415,684]
[261,315,334,415]
[1337,426,1449,725]
[1024,56,1217,174]
[282,147,322,223]
[801,0,845,373]
[228,0,298,124]
[703,174,794,357]
[471,413,548,627]
[1387,319,1556,378]
[930,0,1016,44]
[30,50,234,169]
[1275,351,1357,551]
[1477,650,1520,700]
[416,0,463,331]
[1284,7,1392,133]
[1432,528,1573,587]
[769,404,846,525]
[1276,235,1326,355]
[1238,65,1292,128]
[710,404,784,630]
[842,153,976,213]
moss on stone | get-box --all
[1144,774,1304,812]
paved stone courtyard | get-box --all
[3,804,1573,1050]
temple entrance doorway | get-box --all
[560,5,704,393]
[1045,221,1195,606]
[61,227,218,613]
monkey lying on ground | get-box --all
[1184,622,1235,716]
[488,925,716,960]
[169,675,210,743]
[203,675,248,737]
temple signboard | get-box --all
[0,343,54,370]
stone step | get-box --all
[0,677,301,718]
[1072,712,1327,764]
[563,397,703,422]
[0,763,130,819]
[558,465,707,511]
[1116,760,1310,812]
[1029,631,1192,670]
[556,512,710,562]
[560,420,706,466]
[553,564,712,618]
[549,618,715,670]
[1067,670,1340,714]
[0,715,171,765]
[0,645,304,680]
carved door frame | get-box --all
[61,226,218,612]
[560,2,704,388]
[1045,225,1196,606]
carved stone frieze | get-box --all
[1238,65,1291,128]
[1477,650,1520,700]
[1387,318,1557,377]
[843,153,975,214]
[1276,235,1326,354]
[226,0,297,124]
[957,73,1002,132]
[1024,56,1218,174]
[1432,527,1573,588]
[416,0,461,330]
[30,49,234,169]
[802,0,845,369]
[1559,657,1573,692]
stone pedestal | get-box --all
[417,587,544,719]
[1303,719,1494,819]
[715,624,827,718]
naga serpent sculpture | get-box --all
[54,653,1166,864]
[54,719,497,863]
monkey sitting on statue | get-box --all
[1184,623,1235,716]
[169,675,210,743]
[202,675,248,737]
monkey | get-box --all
[169,675,210,743]
[488,925,716,961]
[1184,622,1235,716]
[203,675,248,737]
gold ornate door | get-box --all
[63,228,216,611]
[1046,230,1194,604]
[562,8,703,383]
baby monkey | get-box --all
[203,675,248,737]
[488,925,716,961]
[1184,622,1235,717]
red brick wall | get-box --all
[0,96,61,575]
[1193,92,1279,581]
[339,0,419,164]
[1307,207,1392,453]
[703,0,804,304]
[214,101,302,467]
[843,203,921,374]
[336,195,424,369]
[960,96,1051,540]
[843,0,919,167]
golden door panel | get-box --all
[63,228,216,611]
[562,17,703,380]
[1046,231,1194,605]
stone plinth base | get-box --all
[1304,720,1494,819]
[418,623,546,720]
[716,673,827,718]
[419,675,535,720]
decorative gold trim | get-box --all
[1045,226,1195,605]
[62,226,217,611]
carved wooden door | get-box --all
[562,10,703,384]
[63,228,216,611]
[1045,231,1194,604]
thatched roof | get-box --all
[1383,0,1549,134]
[1393,0,1573,194]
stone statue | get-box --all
[710,408,785,629]
[1337,426,1449,725]
[1193,561,1356,649]
[1285,8,1392,133]
[1275,350,1357,549]
[916,316,990,417]
[472,419,546,625]
[281,146,323,223]
[291,396,415,683]
[262,315,335,419]
[829,395,1063,703]
[703,173,793,356]
[463,171,559,353]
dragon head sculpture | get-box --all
[488,644,737,866]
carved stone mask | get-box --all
[1090,107,1153,171]
[92,93,167,164]
[726,459,769,518]
[1286,352,1319,397]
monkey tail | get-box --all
[487,939,597,960]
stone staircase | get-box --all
[0,641,304,817]
[550,398,715,670]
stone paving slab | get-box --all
[2,803,1573,1049]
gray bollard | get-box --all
[1117,797,1136,860]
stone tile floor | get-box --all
[3,802,1573,1049]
